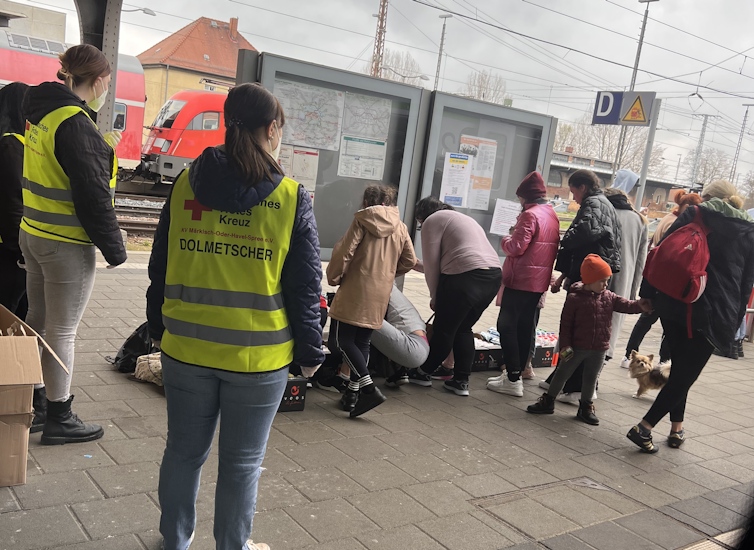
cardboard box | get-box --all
[0,305,67,487]
[532,345,557,368]
[278,377,307,412]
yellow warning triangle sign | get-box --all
[622,95,647,124]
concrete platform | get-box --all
[1,251,753,550]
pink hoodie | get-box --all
[501,202,560,293]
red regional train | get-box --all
[138,89,227,183]
[0,30,146,169]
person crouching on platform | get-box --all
[327,185,416,417]
[146,83,324,550]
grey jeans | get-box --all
[19,231,96,402]
[546,348,606,404]
[371,323,430,369]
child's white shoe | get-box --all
[619,356,630,369]
[487,378,523,397]
[557,392,580,404]
[487,370,507,383]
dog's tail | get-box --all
[660,362,671,381]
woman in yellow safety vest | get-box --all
[20,44,127,445]
[146,83,324,550]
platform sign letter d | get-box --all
[592,91,623,125]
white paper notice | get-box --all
[291,147,319,201]
[275,79,344,151]
[278,145,293,177]
[337,135,387,180]
[460,135,497,210]
[490,198,521,236]
[439,153,471,207]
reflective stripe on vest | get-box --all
[160,170,300,373]
[20,106,118,245]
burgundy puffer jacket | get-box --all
[559,283,643,351]
[501,202,560,293]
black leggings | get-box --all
[625,310,670,363]
[420,268,502,381]
[643,320,713,426]
[333,320,373,382]
[497,287,542,382]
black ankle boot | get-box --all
[340,390,359,412]
[41,396,104,445]
[350,386,386,418]
[738,340,745,358]
[576,401,599,425]
[30,387,48,434]
[527,393,555,414]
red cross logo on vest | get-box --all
[184,198,212,221]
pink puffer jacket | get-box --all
[501,203,560,293]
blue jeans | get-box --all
[159,354,289,550]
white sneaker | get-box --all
[487,369,507,383]
[487,378,524,397]
[619,356,630,369]
[557,392,581,404]
[538,380,550,390]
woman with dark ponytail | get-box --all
[147,83,323,550]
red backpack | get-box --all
[643,207,710,337]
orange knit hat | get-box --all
[580,254,612,284]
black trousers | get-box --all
[497,287,542,381]
[0,250,27,320]
[625,310,670,363]
[643,320,713,426]
[332,320,373,381]
[420,268,501,381]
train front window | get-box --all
[113,103,127,131]
[152,100,187,129]
[189,112,221,131]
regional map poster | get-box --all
[337,135,387,180]
[275,79,344,151]
[490,198,521,236]
[439,153,471,207]
[460,135,497,210]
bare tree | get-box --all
[462,70,511,105]
[363,49,424,83]
[554,112,667,177]
[737,170,754,209]
[681,146,732,185]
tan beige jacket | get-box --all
[327,206,416,329]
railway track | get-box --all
[118,218,159,235]
[115,191,167,203]
[115,204,164,218]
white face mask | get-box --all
[88,79,108,113]
[268,122,282,162]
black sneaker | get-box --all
[627,425,659,453]
[443,379,469,396]
[350,387,387,417]
[431,366,454,380]
[668,430,685,449]
[385,367,409,388]
[576,401,599,425]
[316,375,348,393]
[340,390,359,412]
[408,369,432,387]
[739,340,745,358]
[526,393,555,415]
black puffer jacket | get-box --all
[23,82,126,265]
[641,201,754,358]
[147,147,325,369]
[0,134,24,262]
[555,190,622,284]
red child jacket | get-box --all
[559,282,643,351]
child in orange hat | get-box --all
[527,255,650,424]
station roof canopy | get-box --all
[137,17,256,78]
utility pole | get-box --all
[674,153,682,182]
[610,0,658,183]
[434,14,452,90]
[370,0,389,78]
[691,114,717,187]
[730,104,754,181]
[634,98,661,209]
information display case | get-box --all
[239,52,431,259]
[416,93,557,258]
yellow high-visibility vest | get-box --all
[161,168,300,373]
[0,133,24,245]
[20,106,117,244]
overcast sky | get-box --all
[15,0,754,180]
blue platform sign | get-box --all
[592,91,623,125]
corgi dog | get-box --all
[628,350,670,398]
